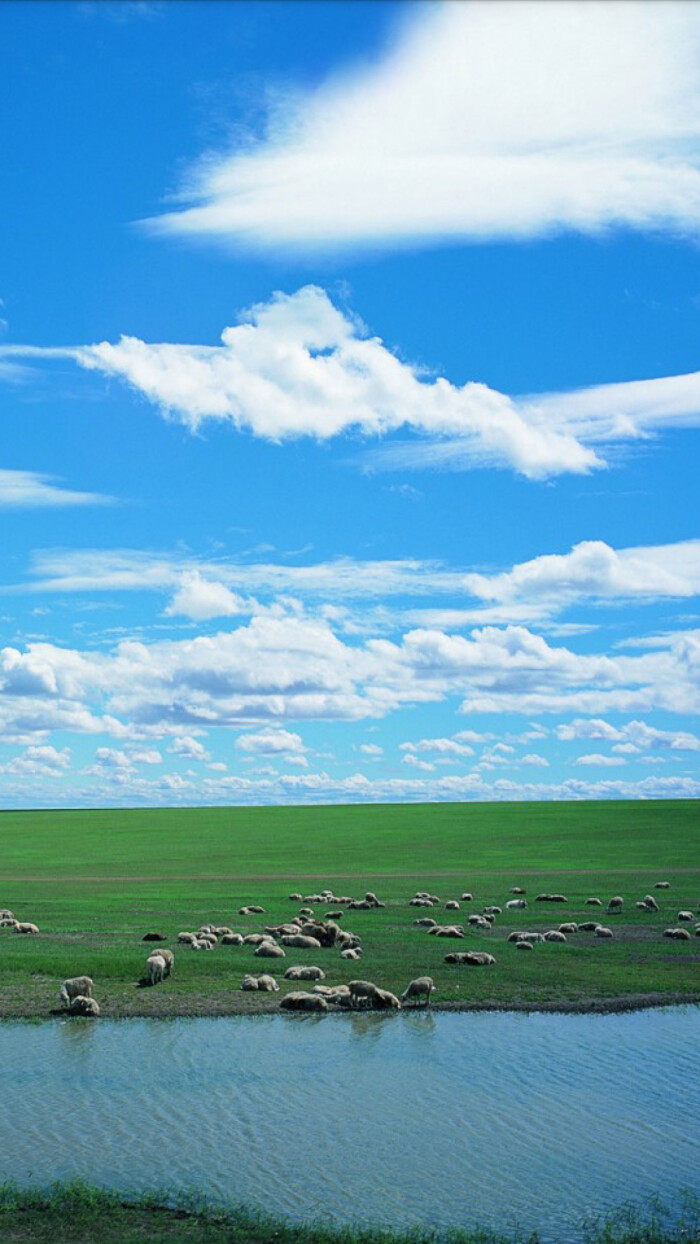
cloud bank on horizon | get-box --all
[146,1,700,252]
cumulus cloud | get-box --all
[557,717,700,752]
[169,735,210,761]
[164,570,248,621]
[400,736,475,758]
[8,287,700,479]
[576,753,626,767]
[235,727,308,765]
[142,2,700,253]
[0,468,110,508]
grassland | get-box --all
[0,799,698,1018]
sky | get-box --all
[1,0,700,808]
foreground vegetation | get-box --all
[0,800,698,1017]
[1,1182,699,1244]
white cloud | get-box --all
[164,570,248,621]
[9,288,700,479]
[235,727,309,766]
[359,743,383,757]
[169,735,210,761]
[558,717,700,752]
[576,753,626,767]
[144,2,700,253]
[521,753,549,767]
[400,736,475,758]
[0,468,110,508]
[0,744,71,776]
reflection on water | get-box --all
[0,1008,699,1243]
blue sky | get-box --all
[1,0,700,807]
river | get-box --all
[1,1007,699,1241]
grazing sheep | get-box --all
[69,995,100,1016]
[347,979,390,1008]
[607,897,624,913]
[400,976,435,1007]
[643,895,660,911]
[15,922,39,934]
[595,926,613,939]
[663,927,691,941]
[677,910,694,922]
[506,899,528,910]
[255,941,285,958]
[374,989,401,1010]
[281,991,329,1012]
[155,949,174,976]
[60,976,94,1008]
[544,930,567,942]
[585,898,603,906]
[147,954,167,985]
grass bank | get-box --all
[1,800,699,1018]
[1,1182,699,1244]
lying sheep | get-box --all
[281,934,322,950]
[288,892,303,902]
[240,905,266,915]
[559,923,579,934]
[413,917,437,927]
[430,924,465,938]
[579,921,602,932]
[69,995,100,1016]
[507,930,544,943]
[585,898,602,906]
[663,928,691,941]
[677,910,694,922]
[510,887,526,895]
[535,894,567,903]
[341,948,362,960]
[400,976,435,1007]
[220,932,244,945]
[281,991,329,1012]
[506,899,527,910]
[595,926,613,939]
[460,893,473,901]
[444,951,495,965]
[177,931,197,944]
[515,940,534,950]
[60,976,94,1008]
[284,965,326,981]
[241,973,279,991]
[15,922,39,934]
[543,930,567,942]
[255,941,285,958]
[655,881,671,889]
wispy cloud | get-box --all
[142,1,700,253]
[0,469,112,509]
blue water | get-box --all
[1,1007,698,1241]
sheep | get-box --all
[284,965,326,981]
[374,989,401,1010]
[347,979,388,1008]
[147,954,167,985]
[606,897,624,913]
[595,926,613,939]
[15,922,39,934]
[0,916,18,928]
[430,924,465,938]
[288,893,303,901]
[460,893,473,901]
[281,991,329,1012]
[506,899,527,910]
[643,895,660,911]
[413,917,437,927]
[0,909,13,919]
[467,915,490,930]
[559,923,579,934]
[69,995,100,1016]
[585,898,602,906]
[220,932,244,945]
[400,976,435,1007]
[255,941,285,958]
[281,934,322,949]
[663,927,691,941]
[239,905,265,916]
[543,930,567,942]
[156,949,174,976]
[142,932,167,942]
[241,973,279,991]
[483,906,502,916]
[507,930,544,943]
[677,910,694,922]
[336,931,362,949]
[410,898,433,907]
[445,901,460,911]
[60,976,94,1008]
[579,921,602,932]
[444,951,495,965]
[341,948,362,960]
[177,931,197,944]
[535,894,567,903]
[655,881,671,889]
[510,887,526,895]
[515,940,534,950]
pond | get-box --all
[1,1007,699,1241]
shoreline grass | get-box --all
[1,1181,698,1244]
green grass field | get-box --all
[0,799,698,1018]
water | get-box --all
[1,1007,699,1241]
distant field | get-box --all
[0,799,698,1018]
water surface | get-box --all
[1,1008,699,1241]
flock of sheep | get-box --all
[2,876,698,1019]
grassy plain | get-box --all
[0,799,698,1018]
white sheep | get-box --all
[69,995,100,1016]
[595,926,613,939]
[147,954,167,984]
[400,976,435,1007]
[280,991,329,1012]
[60,976,94,1008]
[283,965,326,981]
